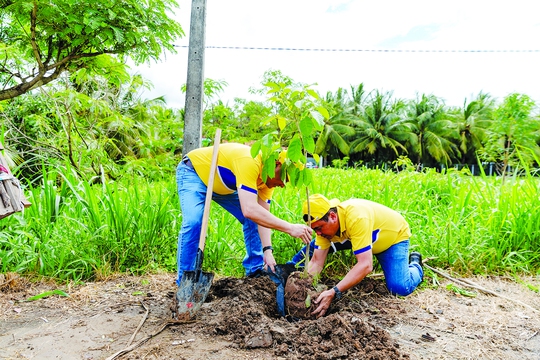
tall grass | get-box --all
[1,165,539,282]
[0,167,178,282]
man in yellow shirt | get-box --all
[176,143,312,284]
[299,194,423,317]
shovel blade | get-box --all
[274,263,297,283]
[175,269,214,320]
[265,264,297,318]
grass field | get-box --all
[1,166,538,283]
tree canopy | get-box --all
[0,0,184,100]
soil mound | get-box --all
[195,275,408,359]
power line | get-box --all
[172,45,540,53]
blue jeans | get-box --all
[289,239,423,296]
[176,161,263,285]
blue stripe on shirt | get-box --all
[218,166,237,190]
[354,245,372,255]
[372,229,380,243]
[239,184,257,194]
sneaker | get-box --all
[409,251,424,283]
[409,252,423,267]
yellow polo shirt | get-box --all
[186,143,274,203]
[314,199,411,255]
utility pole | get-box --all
[182,0,207,156]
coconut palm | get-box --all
[348,83,368,117]
[314,86,366,161]
[349,90,413,165]
[451,92,494,164]
[407,94,460,167]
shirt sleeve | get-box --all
[346,214,374,255]
[314,235,331,250]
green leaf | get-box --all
[307,89,320,100]
[261,115,276,127]
[445,284,477,297]
[277,116,287,130]
[305,293,311,308]
[26,290,70,302]
[310,110,325,128]
[250,140,261,158]
[316,106,330,120]
[287,137,303,162]
[300,116,314,138]
[304,135,315,154]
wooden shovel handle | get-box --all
[198,129,221,251]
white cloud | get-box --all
[133,0,540,109]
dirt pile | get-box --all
[194,275,408,359]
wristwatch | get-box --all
[263,245,273,253]
[333,286,343,300]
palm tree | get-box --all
[349,90,413,166]
[451,92,494,164]
[348,83,367,117]
[314,86,366,162]
[314,111,359,160]
[406,94,460,168]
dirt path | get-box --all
[1,272,539,359]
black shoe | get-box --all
[409,252,423,267]
[409,252,424,283]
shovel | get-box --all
[263,263,297,317]
[175,129,221,320]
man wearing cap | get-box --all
[300,194,423,317]
[176,143,312,285]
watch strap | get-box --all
[333,286,343,299]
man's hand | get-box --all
[311,288,335,318]
[264,251,277,272]
[288,224,313,244]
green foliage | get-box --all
[0,0,184,100]
[181,78,229,108]
[1,60,540,285]
[450,92,494,164]
[251,80,325,188]
[1,71,182,182]
[0,167,178,281]
[479,93,540,177]
[406,94,460,167]
[331,156,350,169]
[350,90,411,162]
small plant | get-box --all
[392,155,415,172]
[445,284,477,297]
[331,157,350,169]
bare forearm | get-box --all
[238,191,312,243]
[335,262,372,292]
[258,225,272,247]
[245,205,294,234]
[308,249,328,276]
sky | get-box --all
[133,0,540,110]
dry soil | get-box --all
[0,271,539,360]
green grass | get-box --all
[1,165,539,282]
